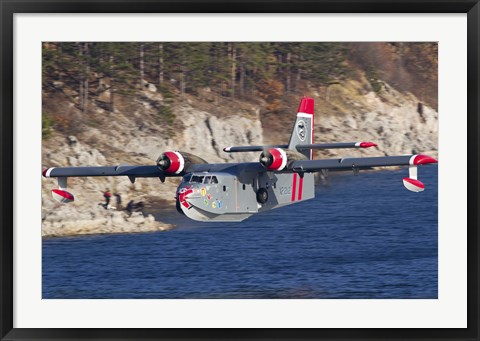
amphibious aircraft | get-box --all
[43,97,437,222]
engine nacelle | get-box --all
[259,148,288,171]
[156,151,207,174]
[259,148,310,171]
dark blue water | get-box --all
[43,166,438,299]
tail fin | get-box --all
[288,96,314,159]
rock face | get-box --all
[121,105,263,164]
[176,106,263,163]
[42,79,438,237]
[315,82,438,159]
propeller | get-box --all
[259,149,274,168]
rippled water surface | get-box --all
[43,166,438,299]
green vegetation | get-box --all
[42,42,351,105]
[42,42,438,133]
[42,113,55,139]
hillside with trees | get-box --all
[42,42,437,138]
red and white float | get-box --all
[402,154,437,192]
[51,189,75,203]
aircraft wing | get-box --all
[43,164,181,203]
[290,154,436,172]
[223,145,288,152]
[43,150,208,182]
[43,165,166,179]
[289,154,437,192]
[42,151,211,203]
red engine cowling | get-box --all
[157,151,207,174]
[259,148,288,171]
[157,151,185,174]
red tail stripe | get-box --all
[291,173,297,202]
[297,96,314,115]
[311,97,315,159]
[298,176,303,201]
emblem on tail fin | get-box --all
[296,120,306,142]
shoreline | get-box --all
[42,204,177,238]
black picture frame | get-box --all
[1,1,478,340]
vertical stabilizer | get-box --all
[288,96,314,159]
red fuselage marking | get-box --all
[178,188,193,208]
[291,173,297,202]
[298,176,303,201]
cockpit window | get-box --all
[190,175,204,183]
[187,174,218,184]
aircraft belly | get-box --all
[181,204,252,222]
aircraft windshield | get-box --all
[203,176,219,184]
[190,175,205,183]
[187,174,218,184]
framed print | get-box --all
[1,0,479,340]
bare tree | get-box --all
[83,43,89,113]
[229,43,236,98]
[139,43,145,89]
[158,43,164,86]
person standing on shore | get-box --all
[126,200,134,216]
[103,189,111,209]
[114,192,122,210]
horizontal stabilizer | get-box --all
[223,145,288,153]
[223,141,377,153]
[296,142,377,150]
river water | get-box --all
[43,166,438,299]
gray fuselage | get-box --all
[176,163,315,222]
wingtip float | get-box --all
[43,96,437,222]
[401,154,438,192]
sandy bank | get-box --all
[42,205,175,238]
